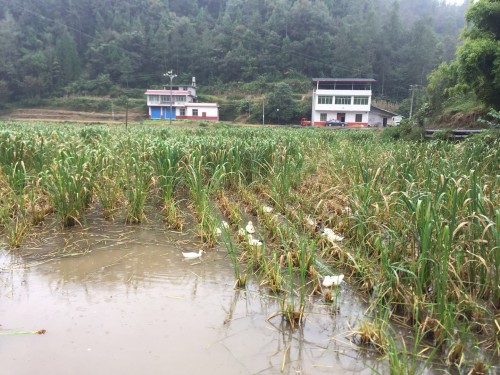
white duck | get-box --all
[305,217,316,227]
[182,250,205,259]
[321,228,344,243]
[245,221,255,234]
[248,234,263,247]
[322,274,345,287]
[216,221,230,236]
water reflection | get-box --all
[1,220,385,375]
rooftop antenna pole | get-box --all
[164,70,177,125]
[262,99,265,125]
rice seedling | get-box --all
[216,191,242,227]
[351,319,388,354]
[267,143,303,210]
[218,223,246,288]
[43,149,92,227]
[95,156,123,220]
[0,121,497,369]
[262,253,284,293]
[124,154,151,224]
[152,141,185,228]
[383,325,439,375]
[183,152,226,245]
[281,251,304,329]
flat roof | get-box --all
[312,78,376,83]
[145,90,191,95]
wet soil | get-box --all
[0,108,145,123]
[1,218,384,374]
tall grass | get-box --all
[0,121,497,368]
[44,150,92,227]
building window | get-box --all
[355,114,363,122]
[320,113,327,121]
[180,108,186,116]
[161,95,169,103]
[192,109,198,116]
[149,95,159,104]
[353,96,369,105]
[335,96,351,105]
[175,95,186,102]
[318,96,333,105]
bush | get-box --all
[432,129,454,141]
[380,120,425,141]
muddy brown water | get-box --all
[1,219,389,374]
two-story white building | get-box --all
[311,78,376,127]
[145,77,219,121]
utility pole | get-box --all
[164,70,177,125]
[409,84,418,119]
[125,97,129,130]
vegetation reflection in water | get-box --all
[0,121,498,373]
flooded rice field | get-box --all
[1,218,388,375]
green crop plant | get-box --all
[263,253,284,293]
[281,251,303,329]
[152,141,184,205]
[183,151,226,245]
[219,223,246,288]
[43,149,92,227]
[0,120,498,367]
[152,141,185,228]
[124,154,151,224]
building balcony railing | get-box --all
[316,89,372,96]
[315,104,370,112]
[147,101,188,106]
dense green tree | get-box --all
[266,82,296,124]
[404,19,440,85]
[0,12,20,100]
[425,61,461,113]
[0,0,469,104]
[457,0,500,108]
[0,79,9,105]
[55,29,81,85]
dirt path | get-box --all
[0,108,145,123]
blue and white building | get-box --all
[145,77,219,121]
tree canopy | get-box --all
[0,0,468,104]
[457,0,500,109]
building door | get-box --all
[164,107,176,119]
[337,113,346,122]
[151,107,161,119]
[202,112,207,119]
[383,117,387,127]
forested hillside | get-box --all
[0,0,468,105]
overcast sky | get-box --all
[446,0,465,4]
